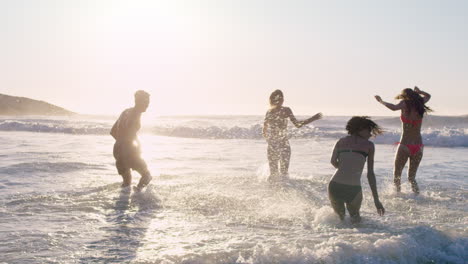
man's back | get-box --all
[111,107,141,143]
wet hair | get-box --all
[346,116,383,136]
[134,90,150,102]
[269,90,284,108]
[395,88,432,117]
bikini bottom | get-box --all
[396,143,424,156]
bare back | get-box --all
[400,101,423,144]
[264,106,293,140]
[330,136,373,186]
[111,108,142,143]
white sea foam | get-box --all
[0,116,466,263]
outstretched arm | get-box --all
[287,108,323,128]
[414,86,431,103]
[287,108,302,128]
[301,112,323,127]
[367,143,385,216]
[375,95,404,111]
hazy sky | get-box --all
[1,0,467,116]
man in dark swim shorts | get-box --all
[111,90,152,190]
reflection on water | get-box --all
[80,187,161,263]
[1,129,466,263]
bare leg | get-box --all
[267,143,280,181]
[329,196,345,220]
[121,171,132,188]
[328,183,345,220]
[279,140,291,180]
[408,150,423,194]
[136,170,152,191]
[346,191,363,224]
[394,145,409,192]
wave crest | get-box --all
[1,118,468,147]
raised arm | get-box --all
[330,140,340,169]
[366,143,385,216]
[414,86,431,103]
[375,95,405,111]
[287,108,323,128]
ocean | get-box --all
[0,115,466,263]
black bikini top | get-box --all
[337,149,368,158]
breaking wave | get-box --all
[1,116,468,147]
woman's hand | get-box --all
[374,200,385,216]
[414,86,421,93]
[312,112,323,121]
[374,95,383,103]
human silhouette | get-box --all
[263,90,322,182]
[329,116,385,223]
[375,86,432,193]
[111,90,152,191]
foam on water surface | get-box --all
[0,116,466,263]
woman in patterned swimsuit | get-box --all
[263,90,322,182]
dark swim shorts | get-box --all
[113,141,148,175]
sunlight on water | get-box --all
[0,116,467,263]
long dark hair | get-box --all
[346,116,383,137]
[269,90,284,108]
[395,88,432,117]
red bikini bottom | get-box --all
[396,143,424,156]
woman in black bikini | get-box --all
[329,116,385,223]
[375,87,432,193]
[263,90,322,182]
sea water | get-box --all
[0,115,466,263]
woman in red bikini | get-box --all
[375,87,432,194]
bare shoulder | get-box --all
[399,100,409,111]
[125,107,141,120]
[336,137,346,147]
[122,107,134,115]
[340,135,352,143]
[282,106,293,116]
[331,138,343,152]
[117,108,131,120]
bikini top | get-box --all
[337,149,368,158]
[400,115,422,126]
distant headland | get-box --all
[0,94,76,116]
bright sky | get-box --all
[1,0,467,116]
